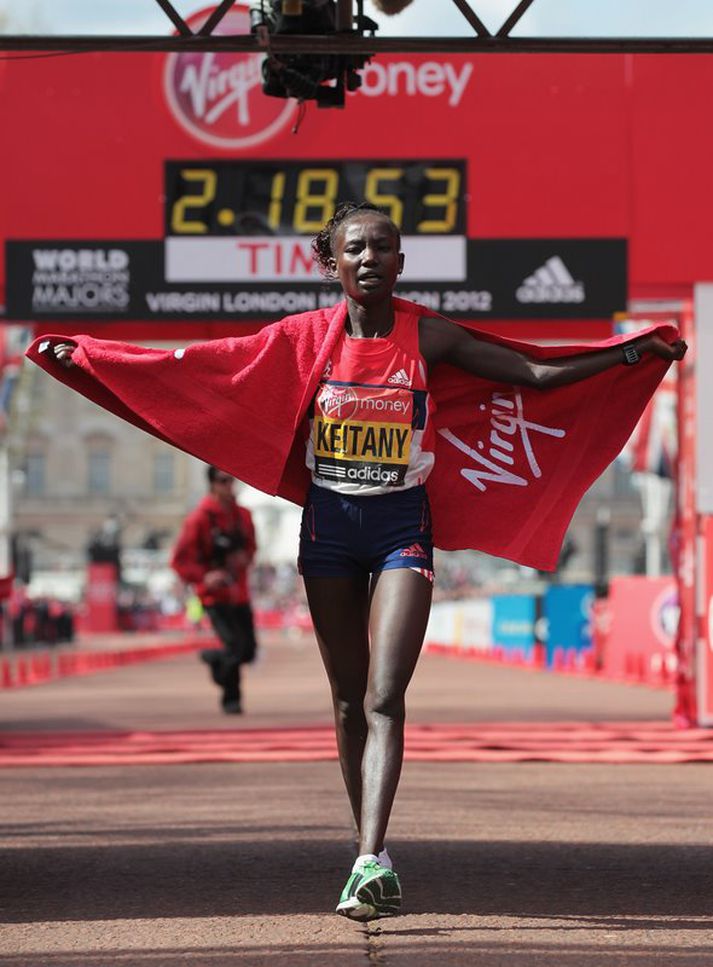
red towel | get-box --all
[26,298,676,569]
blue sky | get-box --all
[3,0,713,36]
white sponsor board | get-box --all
[459,599,494,651]
[425,599,493,652]
[165,236,466,284]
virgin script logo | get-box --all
[179,53,262,127]
[163,5,296,149]
[438,391,566,492]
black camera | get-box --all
[249,0,377,108]
[211,527,246,567]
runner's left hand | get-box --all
[639,335,687,361]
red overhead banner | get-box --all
[3,5,713,334]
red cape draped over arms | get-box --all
[26,297,676,570]
[426,318,676,568]
[26,301,346,504]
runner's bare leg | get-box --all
[304,574,371,828]
[359,567,432,856]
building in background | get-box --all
[6,359,303,601]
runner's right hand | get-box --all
[53,343,77,368]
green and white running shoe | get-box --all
[336,860,402,921]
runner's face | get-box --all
[331,214,403,303]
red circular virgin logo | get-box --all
[164,5,296,149]
[320,386,359,420]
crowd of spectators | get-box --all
[0,549,503,647]
[2,590,75,648]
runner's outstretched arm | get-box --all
[419,316,687,388]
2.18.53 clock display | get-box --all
[165,160,466,237]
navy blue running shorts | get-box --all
[298,483,434,582]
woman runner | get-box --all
[46,202,685,921]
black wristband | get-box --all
[622,344,642,366]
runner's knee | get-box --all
[364,686,406,725]
[334,695,368,733]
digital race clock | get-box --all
[165,160,466,237]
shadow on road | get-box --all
[396,839,713,920]
[2,944,709,967]
[3,836,713,924]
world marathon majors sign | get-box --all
[4,238,627,321]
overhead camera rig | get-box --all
[247,0,378,108]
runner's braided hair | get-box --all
[311,202,401,278]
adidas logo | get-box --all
[399,543,426,558]
[316,462,346,479]
[515,256,585,305]
[388,368,411,387]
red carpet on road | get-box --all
[2,721,713,767]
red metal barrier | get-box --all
[2,637,208,689]
[0,604,316,691]
[1,659,12,688]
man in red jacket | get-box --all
[171,465,258,714]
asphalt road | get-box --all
[1,631,712,966]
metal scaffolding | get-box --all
[1,0,713,55]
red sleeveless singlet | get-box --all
[306,307,436,495]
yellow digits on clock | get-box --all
[417,168,460,233]
[171,169,217,234]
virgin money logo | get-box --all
[163,5,296,149]
[319,386,359,420]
